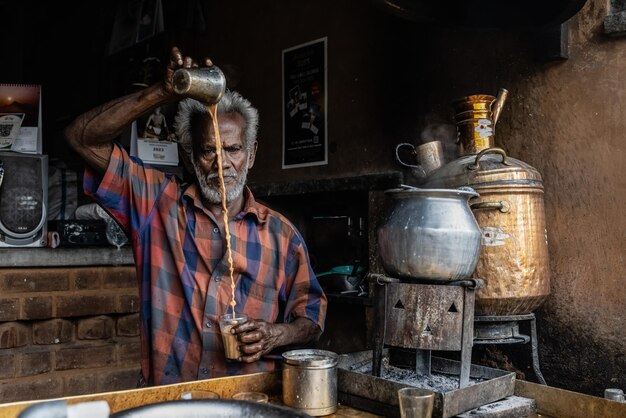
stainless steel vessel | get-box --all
[282,349,338,416]
[377,187,482,281]
[172,66,226,104]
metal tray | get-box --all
[337,350,515,418]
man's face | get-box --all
[192,112,257,205]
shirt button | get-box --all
[205,322,212,328]
[213,227,219,233]
[201,368,209,375]
[215,276,221,282]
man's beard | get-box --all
[194,159,249,205]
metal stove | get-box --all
[369,272,547,389]
[370,273,484,389]
[473,313,546,384]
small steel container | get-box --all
[282,349,338,416]
[172,66,226,104]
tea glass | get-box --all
[233,392,269,403]
[219,313,248,361]
[181,390,220,399]
[397,387,435,418]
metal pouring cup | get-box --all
[395,140,445,178]
[172,66,226,104]
[416,141,445,175]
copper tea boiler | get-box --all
[423,91,550,315]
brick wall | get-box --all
[0,266,140,403]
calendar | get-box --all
[0,84,42,154]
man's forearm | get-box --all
[64,83,173,173]
[274,317,322,348]
[68,84,171,145]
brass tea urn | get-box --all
[422,90,550,315]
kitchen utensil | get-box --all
[172,66,226,104]
[316,264,365,293]
[232,392,269,403]
[109,399,310,418]
[377,187,482,281]
[282,349,339,416]
[398,388,435,418]
[421,88,549,315]
[18,400,110,418]
[605,388,625,402]
[423,147,550,315]
[219,313,247,361]
[396,140,446,179]
[181,390,219,399]
[452,89,508,156]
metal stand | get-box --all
[474,313,547,385]
[371,274,483,389]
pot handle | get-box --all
[468,147,512,171]
[471,200,511,213]
[395,143,427,177]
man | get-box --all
[65,47,327,386]
[142,106,169,140]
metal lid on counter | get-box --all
[282,349,338,369]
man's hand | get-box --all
[232,317,322,363]
[164,47,214,95]
[232,319,284,363]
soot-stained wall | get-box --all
[199,0,626,396]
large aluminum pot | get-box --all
[282,349,338,416]
[19,399,311,418]
[377,187,482,281]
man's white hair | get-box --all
[174,89,259,156]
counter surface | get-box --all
[0,371,381,418]
[0,247,134,267]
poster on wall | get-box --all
[282,37,327,169]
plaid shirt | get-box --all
[84,143,326,385]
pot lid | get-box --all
[282,349,338,368]
[423,147,543,189]
[385,186,480,199]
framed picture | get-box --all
[282,37,327,169]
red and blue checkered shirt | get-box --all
[84,143,327,385]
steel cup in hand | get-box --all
[173,66,226,104]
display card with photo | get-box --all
[0,84,42,154]
[131,103,179,166]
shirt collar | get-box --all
[182,184,268,225]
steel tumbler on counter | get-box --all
[282,349,338,416]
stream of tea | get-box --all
[208,104,237,317]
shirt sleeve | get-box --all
[283,232,327,331]
[83,142,167,234]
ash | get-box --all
[350,358,486,393]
